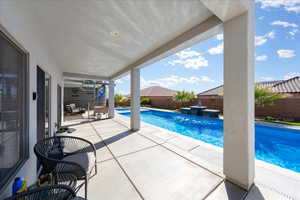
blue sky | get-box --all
[116,1,300,95]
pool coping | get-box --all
[115,109,300,199]
[134,107,300,131]
[116,111,300,176]
[256,121,300,131]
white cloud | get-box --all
[289,29,299,36]
[255,31,275,46]
[115,74,129,84]
[115,88,126,95]
[256,55,268,61]
[216,34,223,40]
[141,75,214,88]
[200,76,215,83]
[208,43,224,55]
[286,6,300,12]
[261,76,274,81]
[256,0,300,13]
[277,49,296,58]
[270,21,299,38]
[115,79,123,84]
[183,56,209,69]
[271,20,298,28]
[258,16,265,20]
[168,57,208,69]
[168,51,208,69]
[267,31,275,39]
[175,49,200,59]
[284,72,300,80]
[255,36,268,46]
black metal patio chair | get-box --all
[4,184,85,200]
[34,136,97,199]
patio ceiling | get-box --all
[0,0,251,80]
[0,0,218,79]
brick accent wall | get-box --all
[198,95,300,120]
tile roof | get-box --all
[123,86,177,97]
[198,76,300,96]
[140,86,177,97]
[197,85,224,96]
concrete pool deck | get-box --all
[62,114,300,200]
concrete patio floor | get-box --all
[62,116,300,200]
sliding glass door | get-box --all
[0,30,28,192]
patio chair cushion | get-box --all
[46,146,64,160]
[69,104,80,113]
[58,152,95,177]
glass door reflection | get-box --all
[45,74,51,137]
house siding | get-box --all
[0,13,63,198]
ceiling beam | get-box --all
[63,72,109,81]
[201,0,250,22]
[110,15,222,80]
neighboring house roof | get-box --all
[198,76,300,96]
[125,86,177,97]
[140,86,177,97]
[197,85,224,96]
[257,80,283,89]
[271,76,300,93]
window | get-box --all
[0,30,29,191]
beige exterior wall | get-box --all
[0,14,63,198]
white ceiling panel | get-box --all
[1,0,214,78]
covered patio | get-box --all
[62,116,298,199]
[2,0,296,199]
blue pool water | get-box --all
[118,109,300,173]
[115,108,130,111]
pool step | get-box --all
[180,106,220,118]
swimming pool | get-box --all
[118,109,300,173]
[115,108,130,111]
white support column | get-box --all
[108,80,115,118]
[130,68,140,130]
[223,5,255,190]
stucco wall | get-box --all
[255,96,300,120]
[198,95,300,120]
[197,96,224,112]
[146,96,198,109]
[0,9,63,198]
[116,96,199,109]
[123,95,300,120]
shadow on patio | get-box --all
[60,118,278,200]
